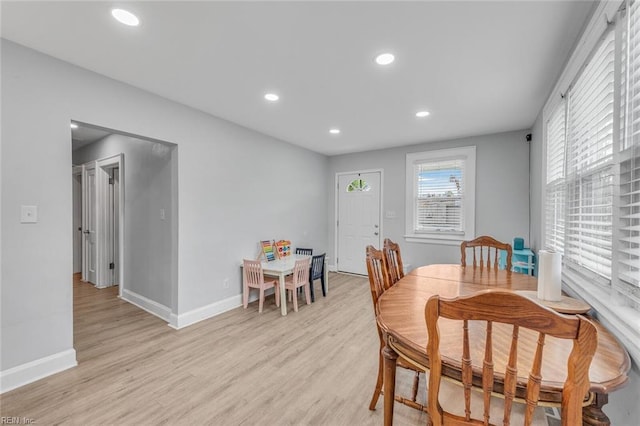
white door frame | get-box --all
[95,154,125,294]
[334,168,384,273]
[81,161,96,283]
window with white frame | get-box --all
[618,0,640,299]
[544,0,640,316]
[405,146,476,244]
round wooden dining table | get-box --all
[376,264,630,426]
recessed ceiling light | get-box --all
[416,111,430,118]
[70,123,78,129]
[264,93,279,102]
[375,53,395,66]
[111,9,140,26]
[329,128,341,135]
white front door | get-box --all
[337,171,381,275]
[83,163,97,284]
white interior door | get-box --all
[83,164,97,284]
[337,171,381,275]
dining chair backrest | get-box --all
[292,257,311,285]
[383,238,404,285]
[461,235,513,271]
[365,245,390,310]
[425,290,597,426]
[310,253,325,281]
[243,259,265,287]
[295,247,313,256]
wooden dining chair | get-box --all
[461,235,513,271]
[383,238,405,286]
[243,259,279,313]
[425,290,597,426]
[284,257,311,312]
[366,245,426,413]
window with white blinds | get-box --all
[564,30,615,280]
[406,146,476,243]
[544,0,640,309]
[618,0,640,292]
[415,158,464,232]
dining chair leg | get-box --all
[304,283,311,305]
[369,352,384,410]
[243,284,249,309]
[321,275,326,297]
[309,279,315,303]
[274,284,280,307]
[293,289,299,312]
[258,288,265,313]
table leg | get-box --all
[324,259,329,295]
[382,344,398,426]
[582,393,610,426]
[279,274,287,316]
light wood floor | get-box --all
[0,273,428,425]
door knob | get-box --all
[84,230,90,234]
[374,224,379,228]
[374,232,379,236]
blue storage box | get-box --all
[513,237,524,250]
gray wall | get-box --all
[73,134,176,309]
[328,130,531,270]
[1,39,329,372]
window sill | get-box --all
[563,271,640,366]
[404,235,464,246]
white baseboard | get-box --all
[328,264,337,272]
[0,349,77,394]
[169,294,243,329]
[121,289,172,322]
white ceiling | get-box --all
[1,1,594,156]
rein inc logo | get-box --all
[1,418,34,425]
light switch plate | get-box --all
[21,205,38,223]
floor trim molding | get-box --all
[169,294,243,329]
[121,289,172,323]
[0,349,77,394]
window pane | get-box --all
[415,158,464,232]
[346,178,370,192]
[545,102,567,253]
[565,168,614,278]
[618,0,640,291]
[563,30,615,282]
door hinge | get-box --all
[109,262,115,270]
[109,177,114,185]
[336,220,339,227]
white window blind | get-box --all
[405,146,475,244]
[545,101,566,253]
[563,30,616,280]
[618,0,640,291]
[414,158,464,232]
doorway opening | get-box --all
[71,121,178,324]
